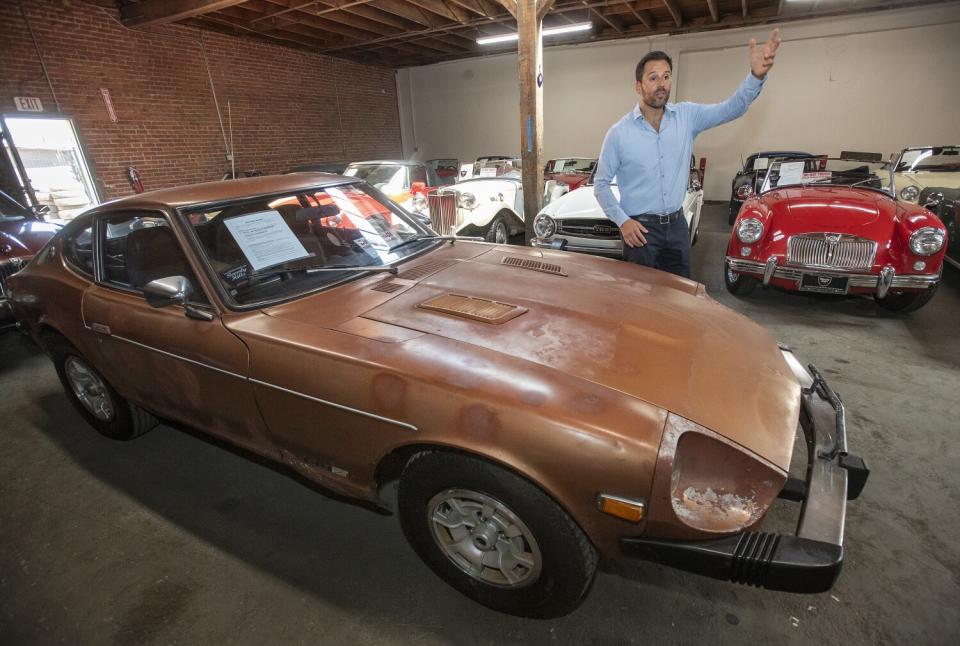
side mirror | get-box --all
[144,275,194,308]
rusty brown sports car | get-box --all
[7,174,868,617]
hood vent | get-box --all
[371,280,405,294]
[500,256,567,276]
[417,293,527,324]
[398,260,454,281]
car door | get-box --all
[80,209,274,455]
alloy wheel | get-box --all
[64,356,115,422]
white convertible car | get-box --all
[532,167,704,256]
[428,163,524,243]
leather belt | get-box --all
[630,208,682,225]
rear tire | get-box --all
[724,258,757,296]
[398,451,597,618]
[48,336,157,440]
[876,283,939,313]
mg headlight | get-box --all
[457,192,477,209]
[900,185,920,202]
[412,193,427,213]
[909,227,945,256]
[735,184,754,200]
[736,217,764,243]
[533,213,557,239]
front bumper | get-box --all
[621,348,869,593]
[727,256,939,297]
[531,236,622,256]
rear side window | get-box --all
[63,225,94,277]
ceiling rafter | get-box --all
[120,0,248,26]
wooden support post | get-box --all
[518,0,543,244]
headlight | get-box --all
[457,192,477,209]
[736,218,764,243]
[412,193,427,213]
[735,184,754,200]
[900,185,920,202]
[533,213,557,239]
[909,227,945,255]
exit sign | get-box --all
[14,97,44,112]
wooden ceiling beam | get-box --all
[618,2,653,30]
[742,0,749,18]
[662,0,682,27]
[121,0,248,26]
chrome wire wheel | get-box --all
[64,356,114,422]
[427,488,542,588]
[727,265,739,283]
[493,221,508,244]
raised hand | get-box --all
[749,28,781,80]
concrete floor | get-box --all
[2,204,958,645]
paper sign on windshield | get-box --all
[802,171,832,182]
[479,167,498,177]
[777,161,806,187]
[223,210,310,271]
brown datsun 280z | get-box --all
[8,174,868,618]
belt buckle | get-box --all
[658,213,670,224]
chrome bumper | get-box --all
[531,237,621,256]
[727,257,939,297]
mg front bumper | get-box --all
[727,256,939,297]
[621,348,869,593]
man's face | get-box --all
[635,60,672,110]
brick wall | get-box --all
[0,0,402,201]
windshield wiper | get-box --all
[305,264,398,274]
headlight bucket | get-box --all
[909,226,945,256]
[899,185,920,202]
[533,213,557,239]
[458,192,477,209]
[736,218,764,243]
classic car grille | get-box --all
[500,256,567,276]
[787,234,876,270]
[417,293,527,324]
[428,191,457,235]
[557,219,621,239]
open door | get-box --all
[1,114,99,222]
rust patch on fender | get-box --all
[460,404,500,442]
[372,373,406,413]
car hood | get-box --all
[541,185,618,220]
[777,186,894,231]
[271,247,800,470]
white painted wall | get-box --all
[396,3,960,201]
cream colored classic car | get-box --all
[531,167,704,256]
[891,146,960,203]
[428,168,524,243]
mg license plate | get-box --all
[799,273,849,294]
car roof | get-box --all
[85,173,359,212]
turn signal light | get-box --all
[597,494,646,522]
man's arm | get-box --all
[594,127,628,227]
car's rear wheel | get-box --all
[485,215,509,244]
[724,258,757,295]
[49,336,157,440]
[397,451,597,618]
[876,283,939,313]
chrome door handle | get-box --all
[90,323,111,336]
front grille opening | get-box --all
[417,293,528,324]
[500,256,567,276]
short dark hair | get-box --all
[636,51,673,81]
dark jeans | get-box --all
[621,214,691,278]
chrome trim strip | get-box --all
[532,239,621,255]
[249,378,418,432]
[110,333,247,380]
[877,265,894,299]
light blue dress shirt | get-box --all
[594,73,766,227]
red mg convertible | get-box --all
[725,158,948,312]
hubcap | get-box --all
[727,265,739,283]
[494,222,508,244]
[427,489,542,588]
[64,356,114,422]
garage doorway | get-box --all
[1,114,99,221]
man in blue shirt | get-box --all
[595,28,781,278]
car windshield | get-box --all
[546,158,595,173]
[183,182,433,306]
[760,158,890,195]
[895,146,960,172]
[343,164,408,193]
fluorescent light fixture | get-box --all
[477,22,592,46]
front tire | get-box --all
[49,336,157,440]
[876,283,939,313]
[724,258,757,295]
[484,215,509,244]
[398,451,597,618]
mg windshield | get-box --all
[895,146,960,172]
[760,158,891,195]
[546,158,595,173]
[183,182,432,306]
[343,164,407,193]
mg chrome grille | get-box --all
[557,219,621,239]
[787,234,876,270]
[428,191,457,235]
